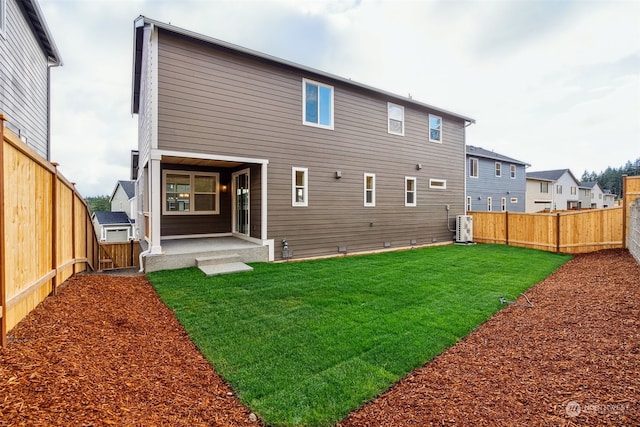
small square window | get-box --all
[405,177,416,207]
[292,167,309,207]
[510,197,518,203]
[556,184,563,194]
[388,103,404,135]
[303,79,333,129]
[429,115,442,143]
[364,173,376,206]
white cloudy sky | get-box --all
[39,0,639,197]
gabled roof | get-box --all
[466,145,529,166]
[526,169,580,184]
[579,181,602,191]
[92,211,132,226]
[18,0,62,65]
[111,180,136,201]
[131,16,474,125]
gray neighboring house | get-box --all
[466,145,529,212]
[110,180,136,220]
[91,211,134,242]
[131,16,475,262]
[0,0,61,160]
[526,169,581,212]
[603,190,616,208]
[579,181,604,209]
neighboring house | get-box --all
[0,0,61,160]
[92,211,134,242]
[131,16,474,262]
[579,181,604,209]
[466,145,529,212]
[110,180,136,219]
[525,169,581,212]
[603,190,616,208]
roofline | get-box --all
[466,145,530,166]
[131,15,475,123]
[526,177,554,182]
[19,0,62,65]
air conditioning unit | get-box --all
[456,215,473,243]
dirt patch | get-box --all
[1,249,638,426]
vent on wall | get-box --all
[456,215,473,243]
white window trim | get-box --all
[487,196,493,212]
[556,184,563,194]
[501,197,507,212]
[510,197,518,203]
[429,179,447,189]
[292,167,309,207]
[405,176,417,207]
[387,103,405,136]
[510,164,516,179]
[495,162,502,177]
[469,158,479,178]
[162,170,220,215]
[429,114,442,143]
[466,196,472,212]
[364,173,376,207]
[0,0,6,39]
[302,78,334,130]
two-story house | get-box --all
[131,16,474,267]
[0,0,61,160]
[110,180,136,220]
[579,181,605,209]
[466,145,529,212]
[526,169,581,212]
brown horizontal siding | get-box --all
[156,30,467,260]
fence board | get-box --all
[99,241,141,270]
[1,115,99,343]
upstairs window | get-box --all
[364,173,376,207]
[571,186,577,195]
[540,182,549,193]
[469,158,479,178]
[495,162,502,177]
[510,164,516,179]
[405,177,416,207]
[429,115,442,143]
[556,184,563,194]
[163,171,219,215]
[292,167,309,207]
[388,103,404,135]
[303,79,333,129]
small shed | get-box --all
[92,211,134,242]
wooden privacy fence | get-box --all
[0,114,99,346]
[470,207,623,253]
[99,241,140,271]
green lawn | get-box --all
[147,244,570,427]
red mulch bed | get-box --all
[1,249,638,426]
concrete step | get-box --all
[196,254,241,267]
[199,262,253,277]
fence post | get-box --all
[556,213,561,253]
[622,175,627,248]
[0,113,6,346]
[51,163,59,296]
[71,183,77,275]
[505,211,509,246]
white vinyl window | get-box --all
[303,79,334,129]
[487,196,493,212]
[501,197,507,212]
[466,196,472,212]
[292,167,309,207]
[429,114,442,143]
[405,177,416,207]
[388,103,404,136]
[510,164,516,179]
[469,158,479,178]
[364,173,376,207]
[510,197,518,203]
[163,171,219,215]
[556,184,563,194]
[540,182,549,193]
[571,186,577,195]
[429,179,446,189]
[495,162,502,177]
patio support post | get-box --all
[149,155,162,254]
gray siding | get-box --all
[466,157,527,212]
[155,31,467,260]
[0,0,50,158]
